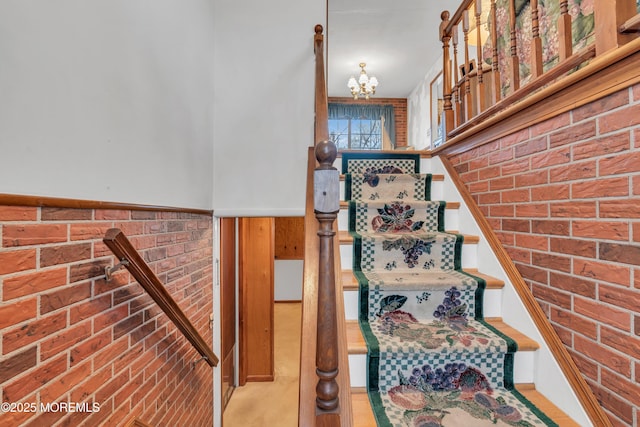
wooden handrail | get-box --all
[103,228,218,367]
[298,25,353,427]
[126,418,153,427]
[432,37,640,156]
[620,12,640,32]
[445,44,596,140]
[314,24,329,145]
[301,24,353,427]
[439,0,639,144]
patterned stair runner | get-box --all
[342,153,556,427]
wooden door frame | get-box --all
[220,217,237,408]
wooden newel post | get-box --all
[314,140,341,425]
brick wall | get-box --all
[328,97,408,147]
[449,84,640,426]
[0,206,214,426]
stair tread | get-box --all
[346,318,539,354]
[350,385,580,427]
[514,385,581,427]
[350,389,377,426]
[341,269,504,290]
[483,318,540,350]
[340,200,460,209]
[339,230,479,244]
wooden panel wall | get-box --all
[238,217,274,383]
[274,216,305,259]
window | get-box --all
[328,103,395,150]
[329,117,382,150]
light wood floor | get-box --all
[223,302,301,427]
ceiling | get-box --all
[327,0,461,99]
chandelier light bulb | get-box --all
[368,76,378,91]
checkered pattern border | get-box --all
[346,158,417,174]
[376,348,507,393]
[341,152,421,174]
[439,237,457,269]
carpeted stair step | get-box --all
[341,268,505,321]
[346,319,540,390]
[340,200,460,209]
[339,173,446,201]
[340,173,446,182]
[338,201,460,232]
[349,386,580,427]
[341,268,504,290]
[346,319,539,354]
[339,230,479,244]
[339,230,480,272]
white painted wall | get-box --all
[407,57,443,151]
[275,260,303,301]
[212,0,326,217]
[0,0,215,210]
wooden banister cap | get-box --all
[315,140,337,170]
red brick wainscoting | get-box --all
[0,206,214,426]
[449,84,640,426]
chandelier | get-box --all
[347,63,379,100]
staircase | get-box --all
[334,152,592,426]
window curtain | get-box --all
[328,103,396,147]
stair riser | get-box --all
[340,180,444,201]
[343,288,503,321]
[338,205,459,232]
[340,241,478,270]
[348,351,535,389]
